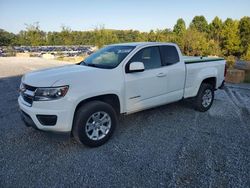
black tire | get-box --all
[194,83,214,112]
[72,101,117,147]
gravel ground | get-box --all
[0,57,250,187]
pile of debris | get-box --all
[226,60,250,83]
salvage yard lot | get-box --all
[0,57,250,187]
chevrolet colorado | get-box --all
[18,42,226,147]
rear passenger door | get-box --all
[159,45,185,101]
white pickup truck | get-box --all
[18,42,226,147]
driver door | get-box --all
[124,46,168,113]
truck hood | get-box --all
[22,65,97,87]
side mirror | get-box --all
[129,62,145,73]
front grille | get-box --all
[20,83,37,106]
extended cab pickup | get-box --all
[18,42,226,147]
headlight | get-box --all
[34,86,69,101]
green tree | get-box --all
[190,16,208,33]
[208,16,223,41]
[0,29,16,46]
[207,39,222,56]
[221,18,240,56]
[2,16,247,59]
[23,22,46,46]
[173,19,186,51]
[92,26,119,48]
[239,16,250,55]
[16,30,29,45]
[173,18,186,35]
[147,30,156,42]
[60,26,74,45]
[242,46,250,60]
[47,31,64,45]
[183,28,209,56]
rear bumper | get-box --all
[219,80,225,89]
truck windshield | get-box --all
[80,45,135,69]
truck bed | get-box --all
[183,56,226,99]
[183,56,224,64]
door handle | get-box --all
[156,73,166,77]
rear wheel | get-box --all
[73,101,117,147]
[194,83,214,112]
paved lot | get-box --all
[0,57,250,187]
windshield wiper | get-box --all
[79,61,87,66]
[80,61,97,67]
[86,64,99,67]
[80,61,111,69]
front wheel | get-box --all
[72,101,117,147]
[194,83,214,112]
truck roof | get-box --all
[110,42,176,47]
[110,43,225,63]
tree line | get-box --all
[1,16,250,60]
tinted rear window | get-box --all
[159,46,179,65]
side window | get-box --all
[159,46,180,66]
[129,47,162,70]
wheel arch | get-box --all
[73,94,121,118]
[71,95,119,146]
[200,77,217,90]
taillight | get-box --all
[224,65,227,77]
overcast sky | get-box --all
[0,0,250,33]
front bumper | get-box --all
[20,109,38,129]
[18,96,73,132]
